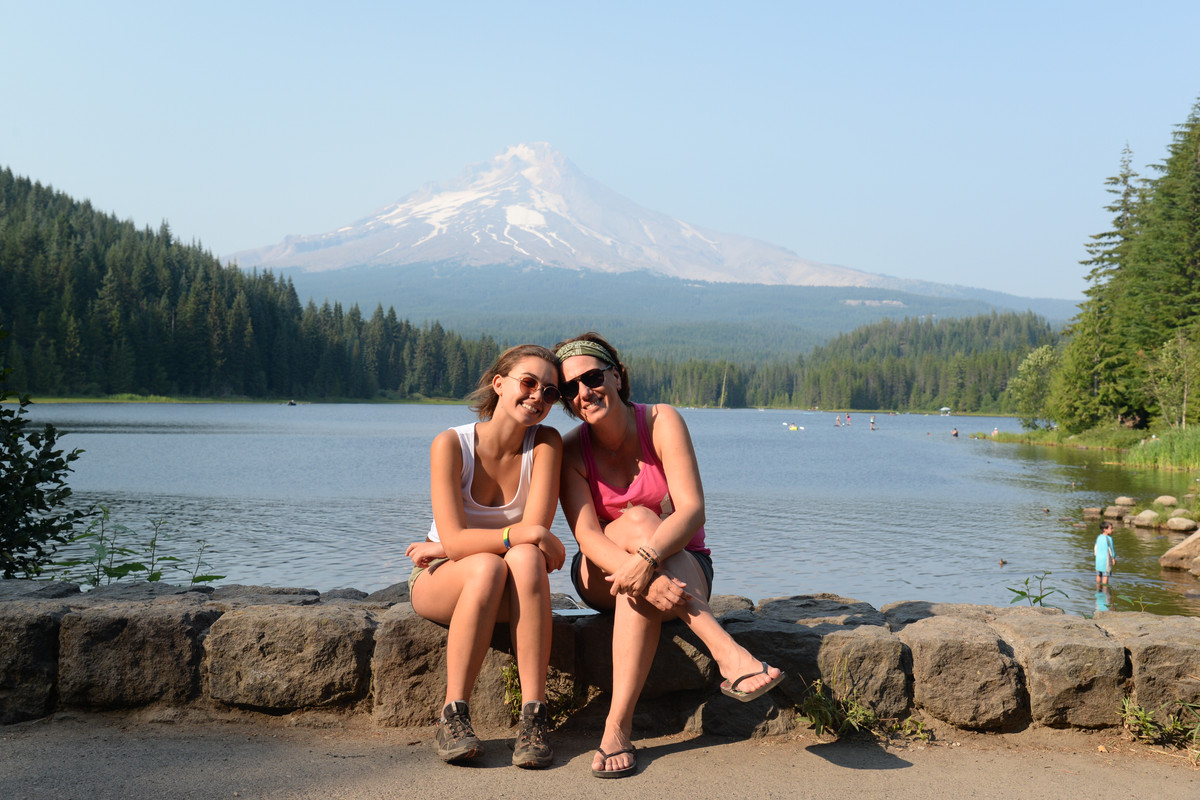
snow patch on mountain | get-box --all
[227,142,889,288]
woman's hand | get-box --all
[510,524,566,572]
[645,573,689,611]
[405,540,446,568]
[606,551,657,597]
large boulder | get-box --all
[1166,516,1198,532]
[896,615,1026,730]
[988,612,1127,728]
[205,604,376,711]
[0,601,71,724]
[722,595,905,719]
[1094,612,1200,720]
[572,613,715,699]
[1161,531,1200,569]
[57,596,222,710]
[1132,509,1160,528]
[881,600,1062,631]
[1154,495,1179,507]
[370,604,578,731]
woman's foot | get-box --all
[717,653,784,699]
[591,724,636,776]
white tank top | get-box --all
[427,422,539,542]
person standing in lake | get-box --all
[554,332,784,779]
[405,344,566,769]
[1094,521,1116,588]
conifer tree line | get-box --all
[1046,97,1200,433]
[1,165,1051,411]
[629,311,1055,412]
[0,168,499,399]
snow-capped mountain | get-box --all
[228,142,888,288]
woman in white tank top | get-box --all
[406,344,566,769]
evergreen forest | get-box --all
[1045,96,1200,434]
[2,164,1054,412]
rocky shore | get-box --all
[4,577,1200,739]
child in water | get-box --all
[1094,521,1116,588]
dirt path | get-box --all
[3,712,1197,800]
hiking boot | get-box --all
[435,701,483,763]
[512,700,553,768]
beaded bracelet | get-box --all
[502,526,512,550]
[637,546,659,568]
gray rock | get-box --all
[205,605,376,711]
[58,600,222,710]
[1167,516,1198,532]
[370,603,578,731]
[757,593,887,628]
[1094,612,1200,720]
[571,613,715,699]
[1161,531,1200,570]
[1103,506,1126,519]
[1115,496,1137,506]
[363,582,409,605]
[0,601,71,723]
[896,616,1026,730]
[1169,508,1192,518]
[1082,507,1102,519]
[1132,509,1161,528]
[321,588,369,601]
[0,579,81,601]
[881,600,1062,632]
[710,594,754,617]
[988,613,1127,728]
[1154,495,1179,507]
[207,585,321,609]
[817,624,910,721]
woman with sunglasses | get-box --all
[554,332,784,779]
[405,344,567,769]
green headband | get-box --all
[555,340,618,368]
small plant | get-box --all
[51,506,224,587]
[796,674,879,739]
[1121,696,1200,758]
[1117,592,1158,612]
[501,662,522,722]
[1007,570,1068,607]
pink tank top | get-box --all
[579,403,709,555]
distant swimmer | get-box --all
[992,427,999,437]
[952,427,958,438]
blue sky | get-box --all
[4,1,1199,301]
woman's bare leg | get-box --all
[411,552,508,706]
[500,542,552,703]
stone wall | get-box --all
[4,579,1200,737]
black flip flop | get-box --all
[592,746,637,778]
[720,661,786,702]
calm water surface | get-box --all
[25,403,1200,618]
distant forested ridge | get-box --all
[1046,97,1200,433]
[630,311,1056,412]
[1,165,1052,411]
[0,168,499,398]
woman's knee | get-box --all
[458,552,508,591]
[503,542,547,579]
[608,506,661,550]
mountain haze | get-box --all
[229,143,1078,359]
[231,142,892,287]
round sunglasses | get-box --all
[505,374,561,404]
[559,365,613,401]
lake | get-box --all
[22,402,1200,618]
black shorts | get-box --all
[570,549,715,611]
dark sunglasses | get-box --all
[559,365,613,401]
[506,374,560,404]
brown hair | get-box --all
[552,332,631,419]
[467,344,560,420]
